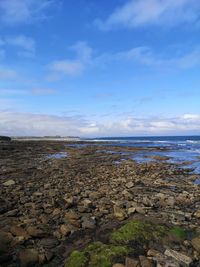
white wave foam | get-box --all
[186,140,200,144]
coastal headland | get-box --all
[0,140,200,267]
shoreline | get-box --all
[0,140,200,266]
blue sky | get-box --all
[0,0,200,137]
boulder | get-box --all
[3,179,15,186]
[126,257,140,267]
[113,206,127,221]
[60,224,71,236]
[19,249,39,267]
[191,237,200,253]
[164,249,192,266]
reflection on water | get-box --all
[193,179,200,185]
[47,152,68,159]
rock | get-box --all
[139,256,154,267]
[81,217,96,229]
[33,192,43,196]
[194,210,200,219]
[63,196,75,208]
[82,199,93,208]
[26,226,47,238]
[5,209,18,216]
[52,208,61,217]
[164,249,193,266]
[60,224,71,236]
[38,253,46,264]
[191,237,200,253]
[113,206,127,221]
[19,249,39,267]
[40,238,59,249]
[113,264,125,267]
[135,207,146,214]
[127,207,136,215]
[0,231,13,252]
[10,225,29,239]
[45,250,54,261]
[147,249,159,257]
[151,251,180,267]
[40,214,49,224]
[126,181,134,189]
[65,211,80,221]
[65,211,80,227]
[126,257,140,267]
[3,179,15,186]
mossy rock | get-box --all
[65,242,131,267]
[110,219,167,244]
[169,226,187,240]
[65,251,88,267]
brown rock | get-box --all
[26,226,47,238]
[40,238,59,249]
[45,251,54,261]
[139,256,153,267]
[127,207,136,215]
[0,231,13,252]
[135,207,146,215]
[126,257,140,267]
[126,181,134,189]
[65,211,80,220]
[194,210,200,219]
[19,249,39,267]
[60,224,71,236]
[65,211,80,227]
[113,206,127,221]
[10,225,29,239]
[81,217,96,229]
[164,249,192,266]
[52,208,61,217]
[113,264,125,267]
[191,237,200,253]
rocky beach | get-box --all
[0,140,200,267]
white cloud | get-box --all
[31,88,56,95]
[95,0,200,30]
[0,35,36,58]
[96,46,200,70]
[6,35,35,54]
[0,0,56,25]
[48,41,93,79]
[49,60,84,76]
[0,89,27,96]
[0,68,18,79]
[1,111,200,137]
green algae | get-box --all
[110,219,167,243]
[65,251,88,267]
[169,226,187,239]
[65,219,190,267]
[65,242,131,267]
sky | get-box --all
[0,0,200,137]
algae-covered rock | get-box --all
[65,242,131,267]
[65,251,88,267]
[169,226,187,240]
[110,219,167,244]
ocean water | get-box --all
[88,136,200,175]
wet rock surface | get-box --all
[0,141,200,266]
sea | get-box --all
[83,136,200,179]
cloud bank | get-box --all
[1,111,200,137]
